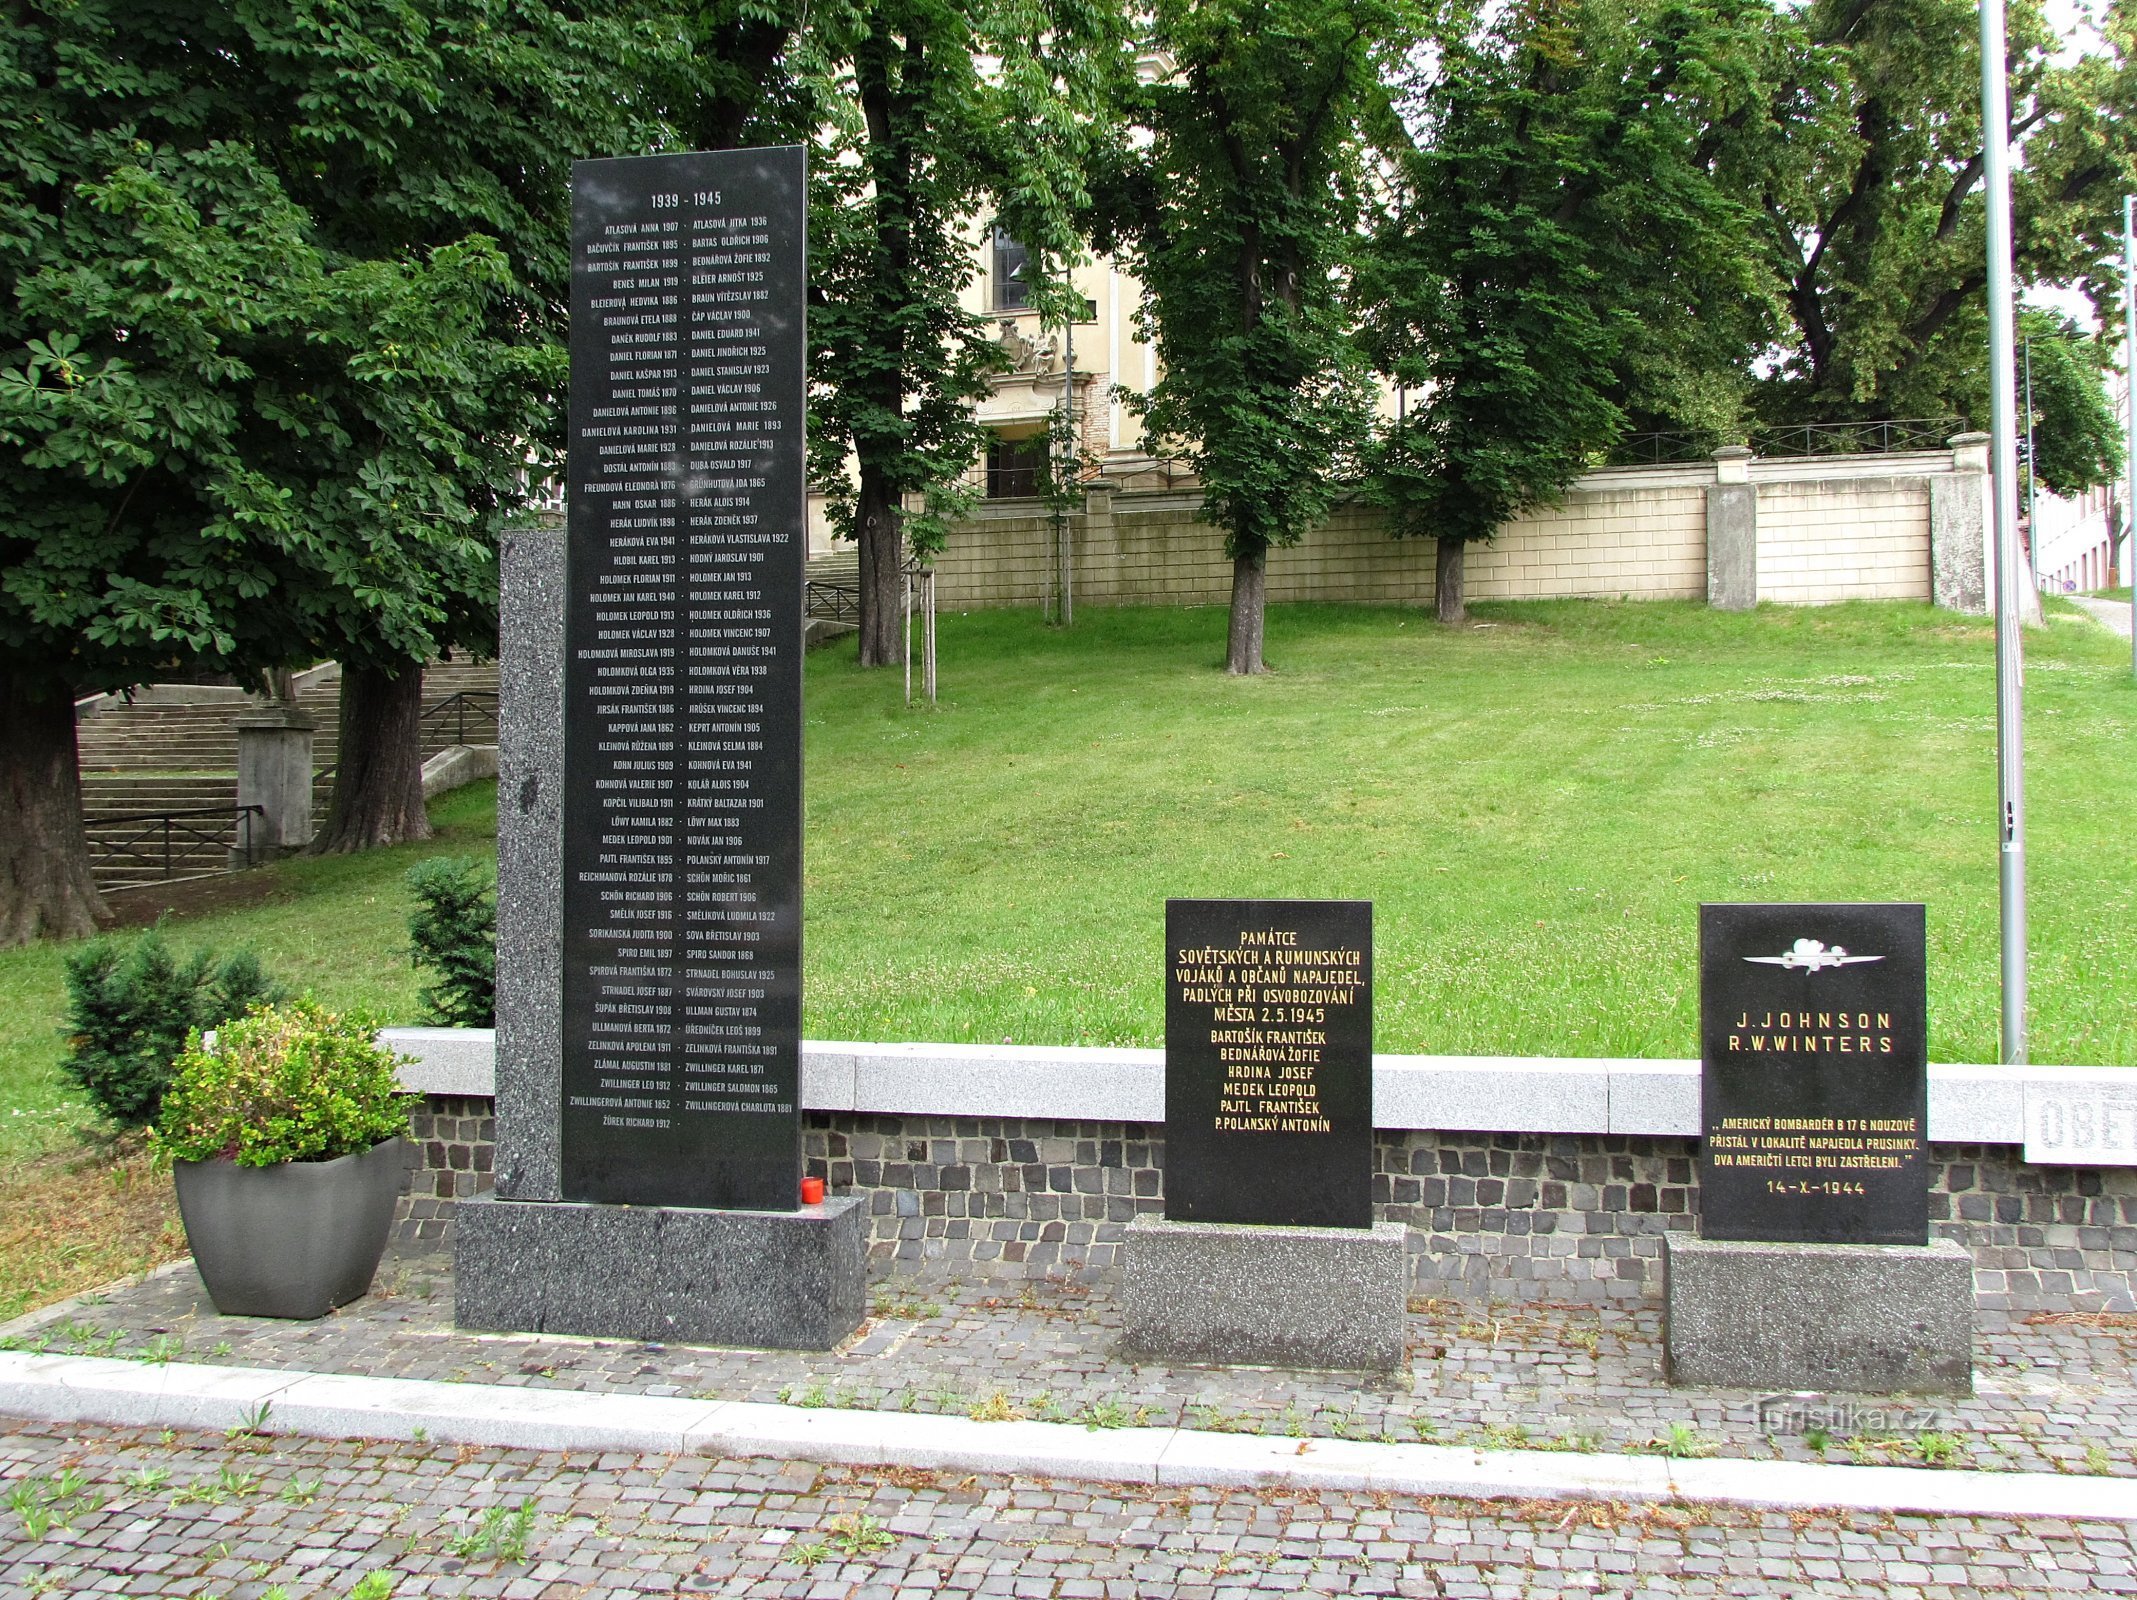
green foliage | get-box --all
[2020,313,2124,499]
[1750,0,2137,424]
[405,858,497,1027]
[1097,0,1409,565]
[155,1001,417,1167]
[1358,0,1775,547]
[59,927,285,1127]
[806,0,1129,574]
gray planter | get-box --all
[173,1139,407,1320]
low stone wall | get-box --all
[393,1098,2137,1313]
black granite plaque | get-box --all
[1164,899,1373,1228]
[559,148,806,1211]
[1699,903,1928,1245]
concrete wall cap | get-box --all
[379,1030,2120,1158]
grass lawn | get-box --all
[803,599,2135,1068]
[0,597,2132,1318]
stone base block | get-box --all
[454,1194,866,1350]
[1121,1215,1407,1372]
[1664,1235,1973,1394]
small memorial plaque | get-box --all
[558,147,806,1210]
[1164,898,1372,1228]
[1699,903,1928,1245]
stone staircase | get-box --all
[79,661,499,891]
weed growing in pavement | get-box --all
[1804,1427,1831,1454]
[870,1280,943,1320]
[447,1501,537,1563]
[826,1512,896,1558]
[1409,1418,1440,1443]
[1913,1432,1964,1467]
[124,1467,171,1494]
[2086,1444,2114,1474]
[280,1476,323,1506]
[966,1391,1028,1423]
[1074,1399,1154,1430]
[347,1574,396,1600]
[7,1471,105,1539]
[1641,1423,1713,1459]
[778,1382,834,1409]
[136,1332,185,1364]
[225,1400,273,1440]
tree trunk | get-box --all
[855,465,904,668]
[313,661,431,854]
[0,672,107,946]
[1435,536,1468,625]
[1226,547,1269,675]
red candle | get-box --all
[800,1176,825,1205]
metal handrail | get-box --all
[419,689,499,745]
[806,580,861,623]
[1606,418,1966,467]
[85,805,263,881]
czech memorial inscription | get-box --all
[559,147,806,1211]
[1164,899,1372,1228]
[1699,902,1928,1245]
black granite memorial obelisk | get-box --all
[456,147,866,1349]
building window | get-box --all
[992,224,1031,311]
[986,436,1047,499]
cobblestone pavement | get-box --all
[2,1419,2135,1600]
[10,1251,2137,1482]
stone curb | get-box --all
[4,1352,2134,1521]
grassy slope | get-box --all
[802,600,2135,1068]
[0,599,2129,1172]
[0,783,499,1162]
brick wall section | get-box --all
[1755,480,1933,604]
[400,1095,495,1243]
[394,1097,2137,1311]
[931,488,1712,613]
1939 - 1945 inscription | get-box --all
[558,147,806,1212]
[1164,899,1373,1229]
[1699,902,1928,1245]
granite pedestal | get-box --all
[1121,1215,1407,1372]
[1664,1235,1974,1395]
[455,1193,867,1350]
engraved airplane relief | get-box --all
[1743,937,1884,973]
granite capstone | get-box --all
[1664,1235,1975,1394]
[454,1192,867,1349]
[1121,1215,1408,1371]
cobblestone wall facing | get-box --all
[394,1097,2137,1312]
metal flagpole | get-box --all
[1979,0,2027,1063]
[2124,196,2136,673]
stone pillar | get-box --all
[1931,432,1990,614]
[1704,446,1757,611]
[231,706,316,865]
[492,516,566,1203]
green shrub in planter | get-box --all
[157,1001,418,1167]
[405,856,496,1027]
[61,927,285,1127]
[157,1003,419,1319]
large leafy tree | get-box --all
[1357,0,1776,623]
[1093,0,1414,675]
[1752,0,2137,423]
[0,0,682,942]
[807,0,1128,667]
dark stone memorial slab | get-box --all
[1697,902,1928,1245]
[1128,899,1400,1369]
[1666,902,1967,1394]
[1163,898,1373,1229]
[559,147,807,1211]
[458,146,865,1351]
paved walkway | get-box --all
[5,1418,2137,1599]
[6,1249,2135,1482]
[2066,594,2135,639]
